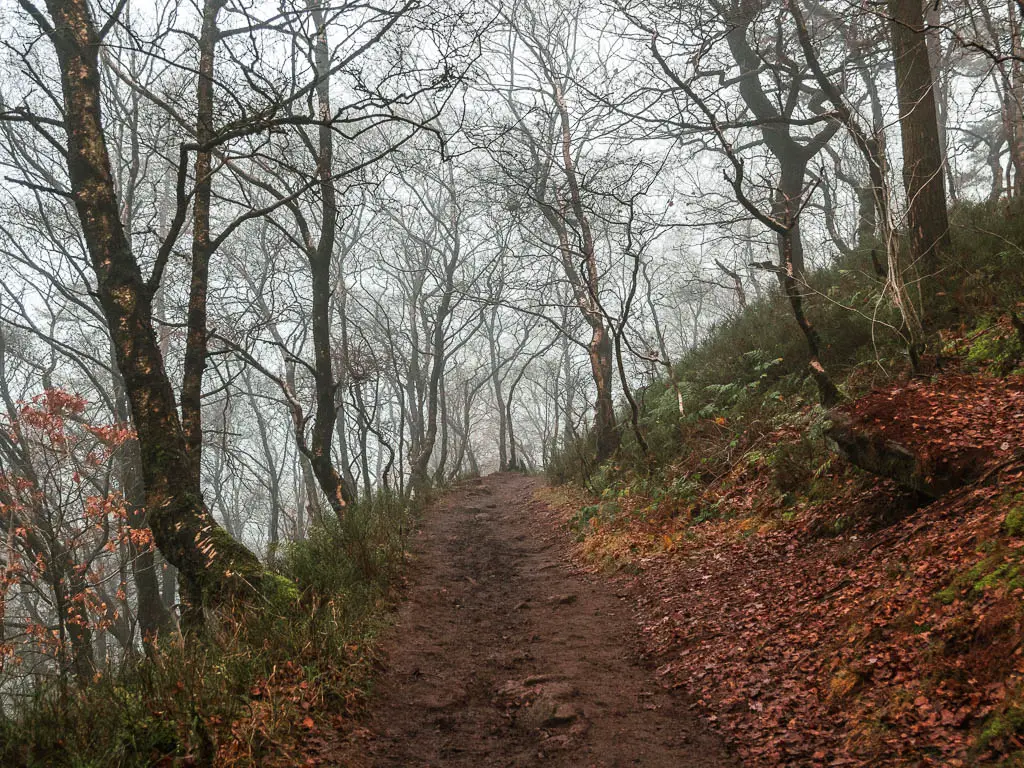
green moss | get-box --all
[262,573,300,610]
[964,321,1024,375]
[934,551,1006,605]
[973,562,1022,593]
[1004,495,1024,537]
[976,706,1024,752]
[933,542,1024,606]
[967,554,1004,582]
[187,524,267,610]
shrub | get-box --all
[947,199,1024,317]
[0,491,416,768]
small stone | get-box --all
[541,703,579,726]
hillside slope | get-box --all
[546,365,1024,765]
[544,203,1024,768]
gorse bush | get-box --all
[0,491,416,768]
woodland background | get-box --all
[1,0,1023,764]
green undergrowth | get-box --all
[947,198,1024,319]
[0,491,417,768]
[547,200,1024,764]
[549,260,902,490]
[1004,494,1024,538]
[954,316,1024,376]
[934,548,1024,607]
[976,705,1024,758]
[932,496,1024,608]
[550,199,1024,537]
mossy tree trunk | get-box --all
[33,0,264,621]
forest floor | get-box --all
[321,472,735,767]
[538,373,1024,766]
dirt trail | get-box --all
[339,473,736,767]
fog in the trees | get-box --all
[0,0,1016,707]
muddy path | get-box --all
[339,473,736,767]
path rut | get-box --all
[340,473,736,767]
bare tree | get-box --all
[9,0,264,620]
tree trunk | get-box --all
[306,0,353,517]
[588,322,618,463]
[505,391,518,471]
[773,156,810,281]
[160,553,177,611]
[448,381,476,480]
[433,382,450,484]
[923,2,957,202]
[411,166,460,492]
[613,323,647,457]
[487,309,509,471]
[549,84,619,464]
[411,277,454,491]
[247,383,282,552]
[560,330,576,448]
[987,134,1006,203]
[853,184,878,250]
[889,0,952,283]
[335,281,359,495]
[180,0,223,480]
[38,0,263,620]
[1007,0,1024,196]
[110,347,172,639]
[117,428,173,638]
[55,564,95,684]
[352,381,374,500]
[781,230,841,407]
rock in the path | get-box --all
[518,695,580,730]
[489,649,530,669]
[542,702,580,726]
[495,677,581,731]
